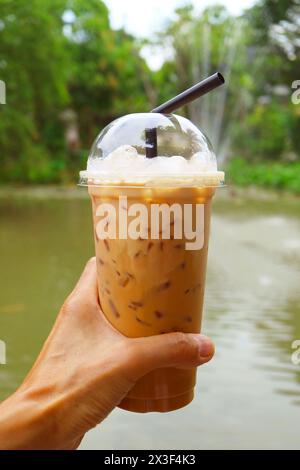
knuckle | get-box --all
[87,256,96,267]
[60,294,77,315]
[172,333,198,362]
[61,291,97,316]
[173,331,189,347]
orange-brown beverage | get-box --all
[89,184,215,412]
[80,113,224,413]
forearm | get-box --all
[0,390,46,450]
[0,368,129,450]
[0,388,79,450]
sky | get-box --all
[104,0,255,37]
[103,0,256,69]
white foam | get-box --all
[81,145,224,186]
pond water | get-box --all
[0,188,300,450]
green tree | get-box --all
[65,0,153,148]
[241,0,300,159]
[0,0,153,182]
[0,0,70,182]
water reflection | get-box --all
[0,194,94,397]
[206,198,300,409]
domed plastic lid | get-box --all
[79,113,224,187]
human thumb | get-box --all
[126,332,215,380]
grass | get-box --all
[226,158,300,194]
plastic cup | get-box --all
[80,113,224,413]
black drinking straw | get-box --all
[151,72,225,114]
[145,72,225,158]
[145,128,158,159]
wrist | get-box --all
[0,387,72,450]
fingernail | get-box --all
[196,335,213,358]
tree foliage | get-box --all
[0,0,299,183]
[0,0,152,182]
[156,1,300,161]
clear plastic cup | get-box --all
[79,113,224,412]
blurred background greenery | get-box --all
[0,0,299,190]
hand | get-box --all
[0,258,214,450]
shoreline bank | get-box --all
[0,184,299,203]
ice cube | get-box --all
[190,151,217,171]
[107,145,138,160]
